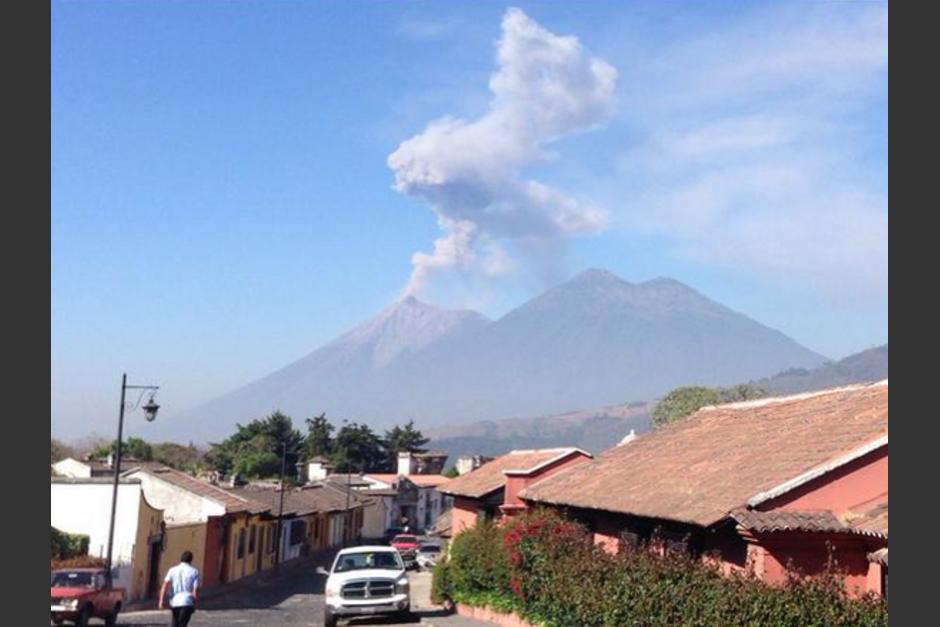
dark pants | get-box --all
[171,606,195,627]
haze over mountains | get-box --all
[169,269,827,443]
[428,342,888,461]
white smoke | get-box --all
[388,7,617,294]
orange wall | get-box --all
[504,453,592,507]
[452,497,481,536]
[762,447,887,513]
[755,535,874,596]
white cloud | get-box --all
[388,7,616,294]
[608,2,887,300]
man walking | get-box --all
[158,550,199,627]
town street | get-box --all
[112,562,492,627]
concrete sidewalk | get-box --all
[409,569,497,627]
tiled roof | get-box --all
[522,381,888,527]
[225,486,317,517]
[868,548,888,566]
[130,465,265,514]
[361,488,399,497]
[404,475,450,487]
[731,509,847,534]
[361,473,449,488]
[326,474,374,487]
[439,448,588,499]
[226,482,366,516]
[362,473,399,486]
[731,505,888,540]
[307,481,367,512]
[429,508,453,537]
[846,499,888,538]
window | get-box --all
[333,551,403,572]
[289,520,307,546]
[236,529,246,559]
[248,526,256,554]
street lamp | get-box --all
[104,373,160,587]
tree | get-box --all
[652,384,766,427]
[717,383,766,404]
[91,437,154,461]
[331,421,386,473]
[443,466,460,479]
[206,411,305,479]
[304,413,334,459]
[51,438,74,465]
[383,420,430,470]
[152,442,203,473]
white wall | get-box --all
[51,481,140,590]
[328,512,346,547]
[52,458,92,478]
[125,470,225,524]
[361,498,388,539]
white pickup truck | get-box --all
[317,546,411,627]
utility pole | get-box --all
[274,441,287,573]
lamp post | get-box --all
[105,373,160,587]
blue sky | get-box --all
[52,0,887,440]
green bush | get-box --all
[51,526,90,560]
[431,560,453,604]
[444,509,887,627]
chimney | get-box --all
[307,460,330,482]
[456,455,492,475]
[397,452,415,476]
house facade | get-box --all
[123,465,365,589]
[438,447,593,536]
[50,477,164,601]
[522,381,889,598]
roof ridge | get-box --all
[700,379,888,412]
[507,446,577,455]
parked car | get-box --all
[51,568,124,627]
[316,545,410,627]
[416,542,442,570]
[390,534,421,569]
[384,526,404,544]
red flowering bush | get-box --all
[435,509,887,627]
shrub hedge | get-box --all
[51,526,90,561]
[432,509,887,627]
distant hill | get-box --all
[428,344,887,463]
[427,400,653,461]
[166,268,826,443]
[757,344,888,394]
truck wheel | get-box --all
[104,610,118,626]
[74,604,93,627]
[323,608,338,627]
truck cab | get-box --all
[317,546,410,627]
[50,568,124,627]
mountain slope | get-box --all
[171,297,490,442]
[427,344,886,463]
[758,344,888,394]
[168,269,826,442]
[388,269,826,422]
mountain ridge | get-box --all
[427,343,887,462]
[165,269,827,443]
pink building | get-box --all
[439,448,593,536]
[522,381,888,598]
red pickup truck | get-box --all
[51,568,124,626]
[390,534,420,569]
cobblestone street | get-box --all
[109,561,493,627]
